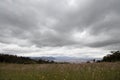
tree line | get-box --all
[102,51,120,62]
[0,50,120,64]
[87,51,120,63]
[0,54,54,64]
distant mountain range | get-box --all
[30,56,102,63]
[30,57,55,61]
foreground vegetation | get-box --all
[0,62,120,80]
[0,51,120,80]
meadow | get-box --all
[0,62,120,80]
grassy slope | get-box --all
[0,62,120,80]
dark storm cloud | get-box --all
[0,0,120,50]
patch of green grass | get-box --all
[0,62,120,80]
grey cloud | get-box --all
[88,38,120,48]
[0,0,39,45]
[0,0,120,50]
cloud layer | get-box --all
[0,0,120,57]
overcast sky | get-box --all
[0,0,120,58]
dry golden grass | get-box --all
[0,62,120,80]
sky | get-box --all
[0,0,120,58]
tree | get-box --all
[0,53,55,64]
[102,51,120,62]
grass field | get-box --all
[0,62,120,80]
